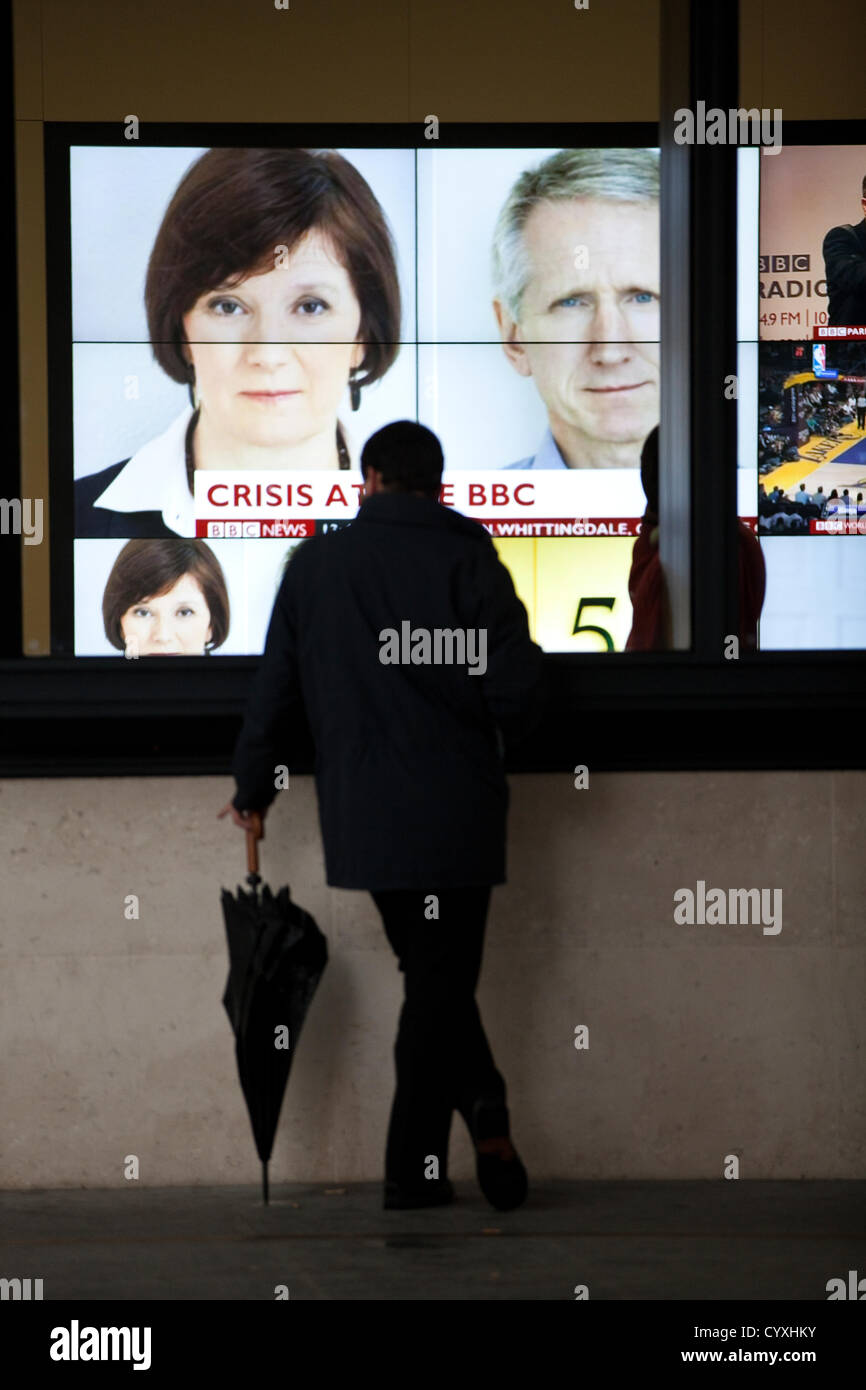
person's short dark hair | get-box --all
[858,494,864,502]
[145,148,401,390]
[862,172,866,198]
[360,421,444,499]
[800,483,805,490]
[103,539,230,652]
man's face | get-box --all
[495,197,660,454]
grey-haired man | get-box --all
[491,148,660,469]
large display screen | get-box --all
[56,135,661,658]
[738,139,866,649]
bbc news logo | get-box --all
[202,520,314,538]
[759,254,826,303]
[760,255,810,274]
[813,519,866,534]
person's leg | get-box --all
[370,885,509,1186]
[432,888,527,1210]
[432,887,507,1129]
[371,889,456,1192]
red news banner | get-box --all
[193,469,650,539]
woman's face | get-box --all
[182,229,365,449]
[120,574,213,656]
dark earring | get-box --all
[187,368,199,412]
[336,425,351,470]
[350,371,362,412]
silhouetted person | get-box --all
[224,421,546,1211]
[626,427,766,650]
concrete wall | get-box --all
[1,771,863,1186]
[7,0,866,1187]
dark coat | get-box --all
[823,218,866,327]
[626,510,766,652]
[75,462,182,538]
[230,491,547,891]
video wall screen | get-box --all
[54,134,662,658]
[738,140,866,650]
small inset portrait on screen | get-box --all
[75,148,404,538]
[103,539,229,657]
[823,171,866,328]
[491,148,659,470]
[758,145,866,340]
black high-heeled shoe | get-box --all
[471,1097,528,1211]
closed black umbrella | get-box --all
[221,815,328,1204]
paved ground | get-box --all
[1,1181,864,1300]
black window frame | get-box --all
[4,35,866,777]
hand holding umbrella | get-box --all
[218,802,328,1204]
[218,803,267,837]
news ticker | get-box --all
[195,517,649,539]
[196,517,775,539]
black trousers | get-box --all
[370,886,507,1189]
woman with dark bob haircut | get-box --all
[103,539,230,656]
[75,148,403,538]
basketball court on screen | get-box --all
[763,421,866,497]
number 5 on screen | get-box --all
[572,596,616,652]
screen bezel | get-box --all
[3,118,866,777]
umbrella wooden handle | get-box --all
[246,812,264,876]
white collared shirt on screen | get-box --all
[92,406,197,537]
